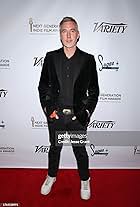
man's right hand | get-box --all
[49,110,59,119]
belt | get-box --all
[57,107,76,120]
[62,108,74,115]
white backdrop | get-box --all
[0,0,140,168]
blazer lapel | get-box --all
[53,48,63,87]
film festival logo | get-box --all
[134,146,140,155]
[0,89,8,98]
[33,56,44,68]
[31,116,48,129]
[99,93,122,103]
[98,54,119,71]
[0,58,10,70]
[93,22,127,34]
[88,120,116,129]
[35,145,50,153]
[0,146,15,153]
[0,121,5,129]
[29,18,59,34]
[90,144,109,156]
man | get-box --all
[38,17,99,200]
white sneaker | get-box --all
[80,178,91,200]
[41,175,56,195]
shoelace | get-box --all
[82,181,89,190]
[45,177,52,185]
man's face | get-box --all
[60,21,80,48]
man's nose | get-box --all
[67,31,71,38]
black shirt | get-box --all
[57,47,81,107]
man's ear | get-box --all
[77,32,80,42]
[77,35,80,42]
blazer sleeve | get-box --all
[86,55,99,115]
[38,53,55,116]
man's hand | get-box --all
[49,110,59,119]
[76,108,90,126]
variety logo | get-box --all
[0,146,15,153]
[88,120,116,129]
[0,121,5,129]
[29,18,58,34]
[90,144,109,156]
[98,54,119,71]
[0,58,10,69]
[93,22,127,34]
[33,57,44,68]
[31,116,48,129]
[0,89,8,98]
[134,146,140,155]
[35,145,50,153]
[99,93,122,102]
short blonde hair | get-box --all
[59,16,78,30]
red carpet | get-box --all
[0,169,140,207]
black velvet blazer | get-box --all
[38,47,99,126]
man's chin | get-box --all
[63,44,76,48]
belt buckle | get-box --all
[62,108,71,115]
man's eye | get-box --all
[61,30,67,33]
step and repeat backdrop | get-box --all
[0,0,140,168]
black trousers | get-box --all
[47,109,90,181]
